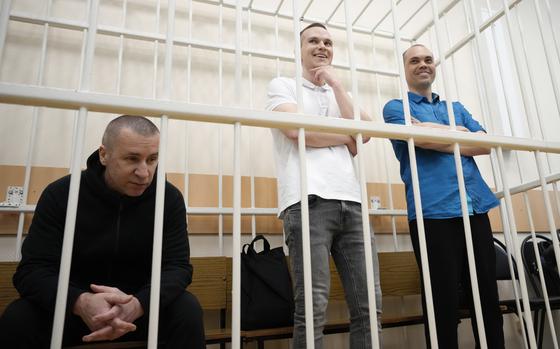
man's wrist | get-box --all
[73,292,91,315]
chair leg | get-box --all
[220,309,226,349]
[538,310,545,349]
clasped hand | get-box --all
[73,284,144,342]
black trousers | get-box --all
[409,213,504,349]
[0,291,205,349]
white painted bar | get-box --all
[0,0,12,65]
[231,1,243,347]
[4,84,560,154]
[50,0,99,345]
[496,147,538,348]
[14,0,52,261]
[291,1,314,347]
[430,0,488,343]
[147,0,176,346]
[343,1,379,346]
[389,0,438,346]
[231,122,242,349]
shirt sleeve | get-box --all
[266,77,296,111]
[454,102,486,133]
[383,99,406,126]
[383,99,408,157]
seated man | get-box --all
[383,44,504,348]
[0,115,205,348]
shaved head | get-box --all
[402,44,432,62]
[102,115,159,150]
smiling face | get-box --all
[301,26,333,71]
[99,127,159,197]
[403,45,436,95]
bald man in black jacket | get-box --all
[0,115,205,348]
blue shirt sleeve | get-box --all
[383,99,408,158]
[383,99,406,125]
[454,102,486,133]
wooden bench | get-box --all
[0,257,232,348]
[2,251,511,348]
[239,251,424,347]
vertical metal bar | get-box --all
[50,0,99,345]
[152,0,161,99]
[534,150,560,277]
[217,0,224,256]
[15,0,53,261]
[147,116,168,349]
[389,0,438,346]
[428,0,488,345]
[275,14,280,77]
[495,147,538,348]
[0,0,12,66]
[522,185,559,349]
[218,125,224,255]
[231,2,243,348]
[463,1,533,346]
[499,6,560,344]
[291,0,314,347]
[247,8,256,238]
[147,0,175,346]
[116,0,128,94]
[231,122,242,349]
[529,0,560,116]
[184,0,192,222]
[186,0,192,102]
[342,1,379,346]
[541,0,560,67]
[372,33,398,251]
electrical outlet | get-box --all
[0,186,24,207]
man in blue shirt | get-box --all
[383,44,504,348]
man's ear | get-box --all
[99,145,107,165]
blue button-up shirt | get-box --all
[383,92,499,221]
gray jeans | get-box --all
[282,195,382,349]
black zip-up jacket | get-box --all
[13,151,192,317]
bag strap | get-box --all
[244,234,270,255]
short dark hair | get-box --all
[402,43,430,62]
[300,22,327,38]
[102,115,159,150]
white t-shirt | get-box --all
[266,77,361,215]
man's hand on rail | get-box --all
[411,116,469,132]
[409,117,491,156]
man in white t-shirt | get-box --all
[265,23,382,349]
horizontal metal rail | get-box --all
[1,83,560,153]
[0,205,408,216]
[495,172,560,198]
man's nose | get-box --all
[135,163,149,178]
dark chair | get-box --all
[521,234,560,348]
